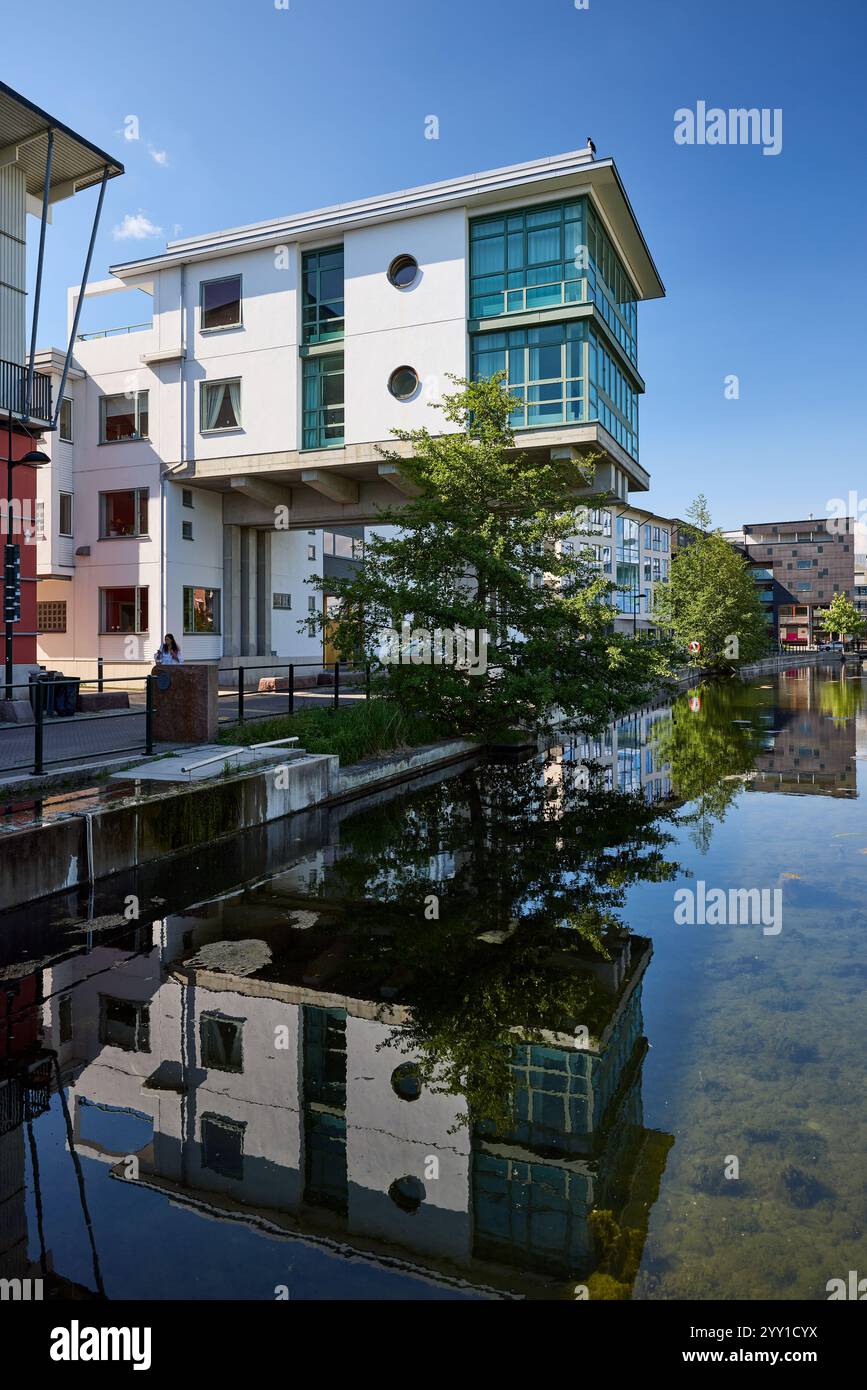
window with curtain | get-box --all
[99,489,149,538]
[201,379,241,431]
[99,586,149,634]
[302,354,344,448]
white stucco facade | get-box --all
[33,147,664,676]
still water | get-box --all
[1,663,865,1300]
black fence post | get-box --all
[288,663,294,716]
[238,666,245,724]
[333,660,340,711]
[145,675,154,755]
[97,656,104,694]
[33,682,44,775]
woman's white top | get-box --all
[154,649,183,664]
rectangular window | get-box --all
[99,996,150,1052]
[201,274,242,330]
[59,397,73,442]
[652,526,661,551]
[201,379,241,431]
[182,521,193,541]
[37,600,67,633]
[308,595,316,612]
[100,390,148,443]
[99,586,148,634]
[302,353,344,449]
[183,586,221,635]
[796,559,812,569]
[200,1014,244,1073]
[307,544,316,560]
[59,994,73,1044]
[59,492,73,537]
[302,246,344,343]
[182,488,194,508]
[99,488,149,539]
[644,523,652,550]
[201,1114,245,1180]
[273,592,292,610]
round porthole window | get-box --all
[388,1175,426,1214]
[387,253,420,289]
[388,366,420,400]
[391,1062,422,1102]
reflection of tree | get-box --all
[652,684,759,853]
[817,672,864,723]
[321,755,681,1128]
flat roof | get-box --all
[110,148,665,300]
[0,80,123,200]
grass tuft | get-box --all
[217,699,449,766]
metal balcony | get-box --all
[0,357,53,426]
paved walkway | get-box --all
[0,687,368,777]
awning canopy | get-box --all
[0,80,123,203]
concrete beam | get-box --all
[300,469,359,504]
[377,462,422,498]
[229,476,292,511]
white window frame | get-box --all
[59,397,74,443]
[200,378,242,434]
[58,491,73,538]
[200,274,243,332]
[100,390,149,444]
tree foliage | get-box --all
[307,374,670,739]
[653,495,768,668]
[814,591,866,642]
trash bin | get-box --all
[29,671,57,716]
[53,676,80,717]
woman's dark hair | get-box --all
[163,633,179,654]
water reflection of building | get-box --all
[557,700,672,801]
[746,670,857,798]
[30,882,671,1299]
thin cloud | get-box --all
[113,212,163,241]
[148,145,169,166]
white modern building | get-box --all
[34,146,664,677]
[566,502,673,636]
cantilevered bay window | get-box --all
[469,198,638,366]
[470,320,639,460]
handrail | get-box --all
[180,735,299,776]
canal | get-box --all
[1,661,865,1300]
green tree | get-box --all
[653,495,768,669]
[308,374,670,740]
[814,592,865,645]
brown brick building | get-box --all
[723,517,855,647]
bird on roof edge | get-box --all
[586,136,597,157]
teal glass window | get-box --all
[302,246,344,343]
[471,320,639,459]
[302,353,344,449]
[470,200,586,321]
[469,198,638,366]
[588,330,639,459]
[470,321,586,431]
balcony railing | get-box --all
[0,357,53,425]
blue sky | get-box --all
[5,0,865,529]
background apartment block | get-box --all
[567,503,672,635]
[724,518,856,647]
[33,147,663,675]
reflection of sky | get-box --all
[25,1102,488,1301]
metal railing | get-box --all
[0,672,154,777]
[0,356,53,423]
[76,323,152,341]
[217,659,372,725]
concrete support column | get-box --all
[256,529,272,657]
[239,526,258,657]
[222,523,241,657]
